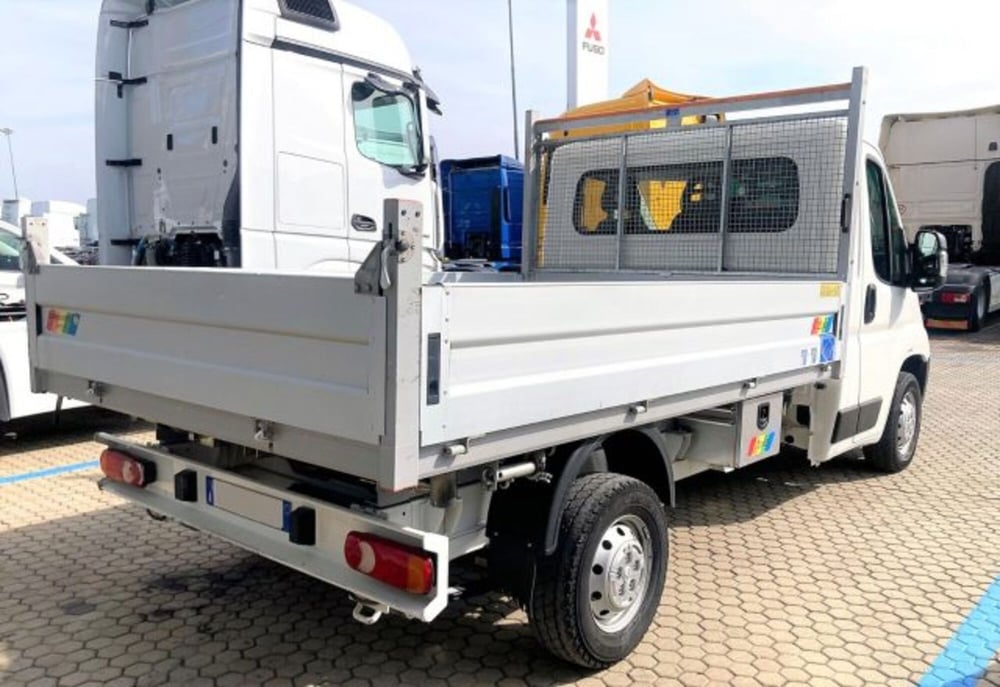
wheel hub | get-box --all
[896,390,918,456]
[589,515,652,632]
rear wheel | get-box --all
[969,285,989,332]
[527,474,667,668]
[863,372,922,473]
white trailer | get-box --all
[881,107,1000,331]
[24,0,946,668]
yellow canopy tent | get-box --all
[554,79,718,139]
[540,80,722,240]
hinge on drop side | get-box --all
[253,420,274,446]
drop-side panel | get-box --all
[421,279,843,445]
[29,266,386,445]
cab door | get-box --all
[851,156,923,445]
[341,66,436,268]
[269,40,350,273]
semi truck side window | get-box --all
[866,160,892,283]
[351,82,421,169]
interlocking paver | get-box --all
[2,324,1000,686]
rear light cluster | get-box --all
[940,292,970,304]
[344,531,435,595]
[100,449,156,487]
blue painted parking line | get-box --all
[920,576,1000,687]
[0,460,100,486]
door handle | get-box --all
[864,284,877,324]
[351,214,377,232]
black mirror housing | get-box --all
[909,229,948,292]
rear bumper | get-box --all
[96,434,451,622]
[921,299,972,328]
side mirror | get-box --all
[909,229,948,292]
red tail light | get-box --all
[100,449,156,487]
[940,292,970,304]
[344,532,435,595]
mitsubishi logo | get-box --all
[584,13,602,42]
[582,12,606,55]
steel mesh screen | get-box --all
[533,113,849,276]
[725,116,846,274]
[536,138,623,271]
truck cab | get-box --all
[97,0,441,272]
[881,107,1000,330]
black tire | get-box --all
[863,372,922,473]
[968,285,989,332]
[527,474,667,668]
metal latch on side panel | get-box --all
[426,334,441,406]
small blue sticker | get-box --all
[282,501,292,532]
[820,334,837,363]
[665,108,680,117]
[205,476,215,506]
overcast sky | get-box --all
[1,0,998,203]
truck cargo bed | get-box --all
[26,262,843,490]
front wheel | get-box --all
[863,371,923,473]
[527,474,667,668]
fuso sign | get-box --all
[567,0,609,109]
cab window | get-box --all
[0,232,21,271]
[351,82,422,169]
[866,160,907,285]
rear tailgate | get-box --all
[26,264,388,476]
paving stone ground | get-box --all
[1,319,998,687]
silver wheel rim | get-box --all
[977,293,987,321]
[896,389,918,458]
[588,514,653,633]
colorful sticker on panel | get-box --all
[811,314,836,336]
[45,309,81,337]
[747,432,776,457]
[820,334,837,364]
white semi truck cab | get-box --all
[97,0,441,272]
[881,107,1000,331]
[24,0,947,669]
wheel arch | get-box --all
[542,428,675,556]
[901,354,930,394]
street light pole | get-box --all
[0,128,19,199]
[506,0,520,161]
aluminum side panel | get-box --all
[31,266,386,445]
[422,280,843,445]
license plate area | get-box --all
[206,476,291,532]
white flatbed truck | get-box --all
[23,0,947,667]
